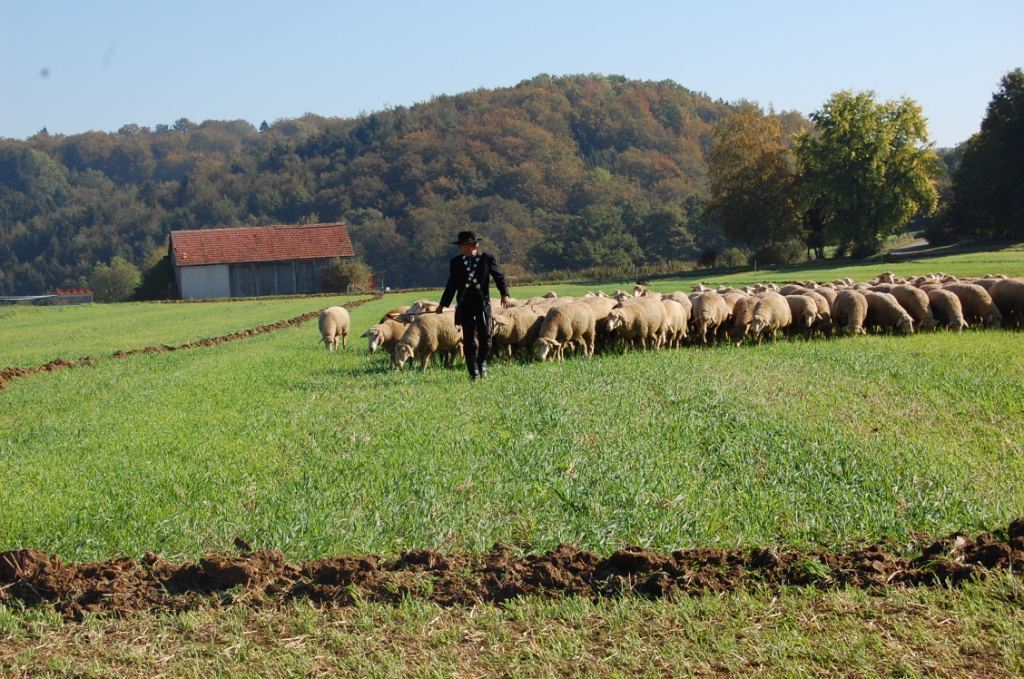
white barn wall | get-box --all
[179,264,231,300]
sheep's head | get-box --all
[367,328,383,352]
[532,337,558,361]
[749,316,767,337]
[730,324,749,347]
[392,343,414,369]
[896,316,915,334]
[920,317,938,332]
[605,310,624,332]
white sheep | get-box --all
[318,306,350,351]
[392,313,463,370]
[533,302,597,361]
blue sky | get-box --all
[2,0,1021,147]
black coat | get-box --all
[438,252,509,324]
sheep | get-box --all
[729,295,762,346]
[926,289,968,331]
[943,283,1003,328]
[660,298,688,348]
[748,292,792,342]
[533,302,597,361]
[863,292,915,334]
[392,313,463,370]
[692,284,709,293]
[802,290,833,337]
[605,297,667,350]
[362,318,407,353]
[779,284,809,296]
[318,306,350,351]
[833,290,869,336]
[690,292,731,345]
[492,306,545,357]
[989,278,1024,329]
[785,295,819,339]
[580,295,620,352]
[814,286,838,312]
[379,306,410,323]
[888,285,937,331]
[399,299,445,322]
[661,292,693,319]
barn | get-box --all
[169,222,354,300]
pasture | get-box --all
[1,244,1023,675]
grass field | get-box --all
[0,294,370,367]
[1,244,1023,675]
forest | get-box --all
[1,70,1020,296]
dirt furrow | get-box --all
[1,519,1021,621]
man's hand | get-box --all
[435,305,444,314]
[501,296,512,308]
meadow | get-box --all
[1,244,1023,675]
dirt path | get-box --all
[1,520,1020,622]
[0,293,383,390]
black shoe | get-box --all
[478,362,488,379]
[468,370,478,381]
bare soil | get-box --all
[0,293,382,390]
[2,520,1021,622]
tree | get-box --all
[796,91,940,257]
[706,104,801,259]
[948,68,1024,241]
[90,256,141,302]
[319,257,373,293]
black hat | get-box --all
[451,230,481,245]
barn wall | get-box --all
[178,265,231,299]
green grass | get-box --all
[0,294,369,367]
[2,245,1024,674]
[2,575,1022,677]
[1,287,1022,561]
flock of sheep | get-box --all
[317,272,1023,370]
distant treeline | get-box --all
[0,75,807,294]
[1,70,1020,296]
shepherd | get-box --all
[436,230,512,380]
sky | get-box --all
[1,1,1021,148]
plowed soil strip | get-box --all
[2,520,1021,621]
[0,293,383,390]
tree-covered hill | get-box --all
[1,74,807,293]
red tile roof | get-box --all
[170,223,353,267]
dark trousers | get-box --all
[458,300,491,375]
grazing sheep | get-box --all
[399,299,444,322]
[729,295,762,346]
[814,286,838,312]
[318,306,350,351]
[973,278,999,291]
[690,292,731,345]
[779,284,809,296]
[869,283,895,294]
[989,278,1024,329]
[749,292,792,342]
[534,302,597,361]
[492,306,545,357]
[606,297,667,350]
[785,295,819,339]
[379,306,410,323]
[362,318,407,353]
[943,283,1003,328]
[661,292,693,319]
[889,285,938,331]
[926,289,968,331]
[392,313,463,370]
[660,298,689,348]
[833,290,869,336]
[863,292,915,334]
[802,290,833,337]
